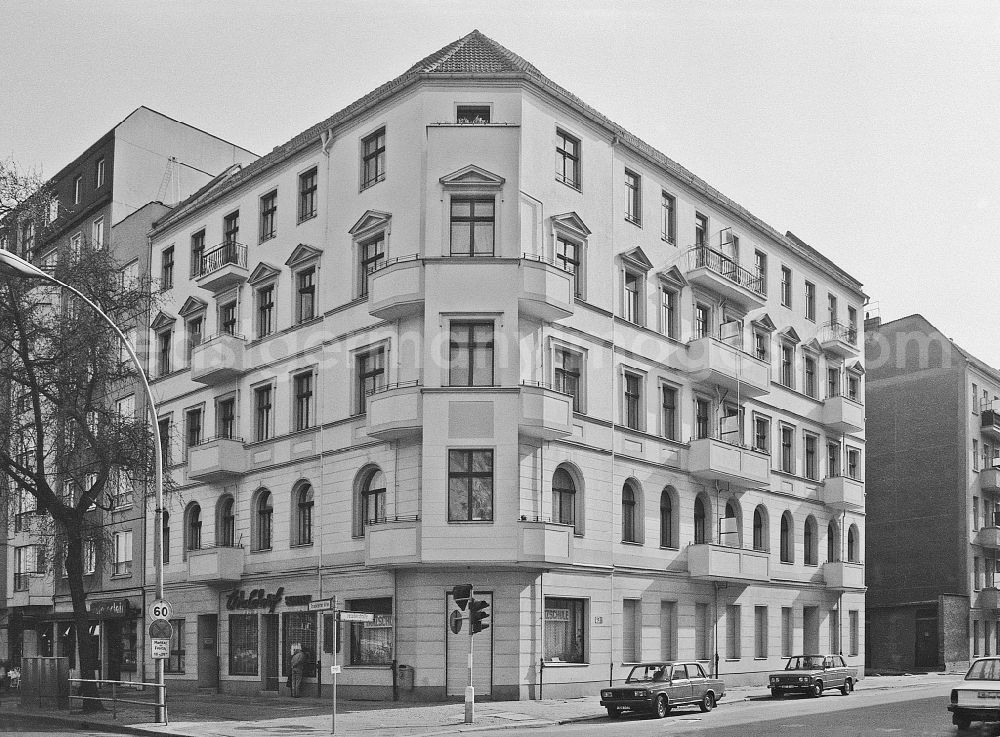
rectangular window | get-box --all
[805,433,818,480]
[228,614,259,675]
[804,355,817,397]
[624,169,641,224]
[780,425,794,473]
[695,303,711,339]
[727,604,741,659]
[456,105,491,123]
[357,235,386,297]
[695,212,708,246]
[828,293,838,326]
[298,167,318,221]
[449,322,494,387]
[846,447,861,479]
[827,442,841,478]
[259,190,277,242]
[805,281,816,321]
[696,397,711,440]
[780,343,794,388]
[256,284,275,338]
[755,606,768,659]
[161,246,174,290]
[84,539,97,574]
[254,385,273,441]
[847,374,860,401]
[96,158,106,188]
[754,415,770,453]
[780,266,792,307]
[70,232,82,259]
[975,556,982,590]
[447,449,494,522]
[21,220,34,253]
[849,610,859,656]
[623,271,641,324]
[347,598,393,665]
[660,287,677,338]
[296,266,316,323]
[185,316,203,363]
[755,250,767,294]
[848,306,858,343]
[781,607,793,656]
[624,372,642,430]
[695,603,710,660]
[113,530,133,576]
[450,198,494,256]
[361,127,386,189]
[74,175,83,204]
[185,407,202,449]
[166,619,185,673]
[554,349,582,413]
[191,230,206,277]
[356,348,385,414]
[217,397,236,439]
[975,440,981,471]
[828,367,841,398]
[281,611,319,677]
[975,383,980,413]
[754,331,769,362]
[555,237,582,298]
[223,210,240,245]
[92,217,104,248]
[660,601,677,661]
[219,301,237,336]
[544,597,586,663]
[623,599,640,663]
[555,129,580,188]
[158,417,171,467]
[293,371,314,431]
[661,385,677,441]
[660,191,676,243]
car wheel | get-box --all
[606,707,621,719]
[699,692,715,712]
[654,694,669,718]
[810,680,823,698]
[840,679,853,696]
[770,688,782,699]
[953,714,972,730]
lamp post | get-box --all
[0,248,165,722]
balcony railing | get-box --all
[194,242,247,277]
[687,246,765,297]
[821,321,859,346]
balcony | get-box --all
[976,527,1000,548]
[818,321,860,358]
[368,256,424,320]
[982,468,1000,492]
[517,518,574,567]
[823,561,865,590]
[518,254,574,322]
[365,516,421,567]
[688,437,770,488]
[982,411,1000,441]
[688,543,770,583]
[822,395,864,433]
[193,242,248,292]
[190,333,246,385]
[519,381,574,440]
[686,337,770,398]
[684,246,766,309]
[10,573,49,608]
[187,437,248,482]
[820,475,865,511]
[366,382,423,440]
[978,587,1000,611]
[186,545,244,586]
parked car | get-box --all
[599,661,725,718]
[948,656,1000,730]
[768,654,858,698]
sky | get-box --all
[3,0,999,364]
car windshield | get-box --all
[967,659,1000,681]
[784,656,824,670]
[626,665,668,683]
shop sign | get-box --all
[89,599,131,618]
[285,594,312,607]
[226,587,284,613]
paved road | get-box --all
[0,715,126,736]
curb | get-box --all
[3,711,183,737]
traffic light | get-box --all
[451,583,473,611]
[469,597,490,634]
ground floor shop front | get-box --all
[152,564,865,701]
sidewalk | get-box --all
[3,672,959,737]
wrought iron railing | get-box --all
[367,253,421,275]
[820,321,859,346]
[687,246,765,296]
[193,242,247,278]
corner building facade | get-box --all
[145,31,866,700]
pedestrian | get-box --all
[289,644,306,698]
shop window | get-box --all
[282,612,318,677]
[166,618,185,673]
[117,618,138,673]
[229,614,259,676]
[544,597,586,663]
[347,597,393,665]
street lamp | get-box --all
[0,248,166,722]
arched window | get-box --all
[827,520,839,562]
[780,512,793,562]
[553,467,576,529]
[723,500,740,547]
[804,515,818,565]
[660,488,675,548]
[218,495,235,547]
[622,483,637,543]
[162,511,170,564]
[848,524,859,562]
[255,489,273,551]
[752,505,767,552]
[694,496,707,544]
[362,469,386,531]
[186,503,202,552]
[296,484,314,546]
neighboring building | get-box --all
[866,314,998,673]
[1,108,257,682]
[145,30,866,700]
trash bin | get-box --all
[397,664,414,691]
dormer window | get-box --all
[457,105,491,123]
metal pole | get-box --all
[465,610,474,724]
[331,615,338,735]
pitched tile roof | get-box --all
[151,30,863,293]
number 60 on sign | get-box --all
[149,599,172,621]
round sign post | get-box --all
[149,599,173,622]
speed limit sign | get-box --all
[149,599,173,621]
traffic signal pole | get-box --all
[465,613,475,724]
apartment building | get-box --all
[1,108,256,681]
[866,314,1000,672]
[145,30,866,700]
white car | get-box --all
[948,657,1000,730]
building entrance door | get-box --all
[914,607,939,669]
[262,614,279,691]
[197,615,219,690]
[802,606,819,653]
[446,591,492,697]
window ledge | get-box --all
[624,217,641,228]
[555,177,581,193]
[290,543,314,549]
[298,213,318,225]
[542,661,589,668]
[620,540,643,547]
[260,234,276,245]
[250,548,273,554]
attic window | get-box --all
[457,105,491,124]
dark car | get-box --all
[947,656,1000,730]
[600,661,725,718]
[768,654,858,698]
